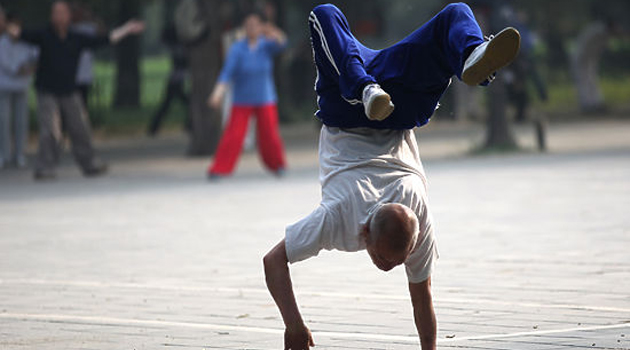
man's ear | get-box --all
[360,223,370,243]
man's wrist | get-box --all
[109,28,124,43]
[284,316,306,331]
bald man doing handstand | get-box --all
[263,3,520,349]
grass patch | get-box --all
[96,103,188,136]
[89,56,186,135]
[90,55,171,108]
[533,73,630,116]
[600,75,630,105]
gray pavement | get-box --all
[0,120,629,349]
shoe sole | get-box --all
[462,27,521,86]
[367,93,395,121]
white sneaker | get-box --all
[462,27,521,86]
[362,83,395,121]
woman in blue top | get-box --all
[207,11,287,179]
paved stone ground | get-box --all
[0,120,629,349]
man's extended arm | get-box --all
[409,277,437,350]
[81,20,146,48]
[6,20,144,48]
[6,25,43,46]
[263,239,315,349]
[108,20,145,45]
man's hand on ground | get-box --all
[284,324,314,350]
[264,239,313,349]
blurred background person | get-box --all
[147,22,190,137]
[500,5,547,123]
[207,10,287,179]
[0,9,38,169]
[451,1,490,121]
[174,0,226,156]
[6,0,144,180]
[570,18,615,114]
[71,2,100,110]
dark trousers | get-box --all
[77,84,91,108]
[148,80,190,135]
[309,3,484,101]
[35,91,99,173]
[308,3,485,128]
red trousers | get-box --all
[209,104,286,175]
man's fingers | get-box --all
[284,337,312,350]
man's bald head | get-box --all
[370,203,419,252]
[364,203,419,271]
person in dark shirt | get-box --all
[6,0,144,180]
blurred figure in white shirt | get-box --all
[0,9,39,168]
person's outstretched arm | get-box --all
[264,23,287,46]
[208,44,239,109]
[409,277,437,350]
[6,24,44,46]
[80,19,146,48]
[6,20,144,48]
[108,19,145,44]
[263,239,315,349]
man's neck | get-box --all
[247,37,259,49]
[54,25,69,39]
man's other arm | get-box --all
[6,24,43,47]
[409,277,437,350]
[263,239,314,349]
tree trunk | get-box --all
[187,45,222,156]
[174,0,225,156]
[114,0,141,107]
[484,76,517,149]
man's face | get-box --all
[51,2,71,31]
[244,14,263,40]
[363,227,409,272]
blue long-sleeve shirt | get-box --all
[218,36,286,106]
